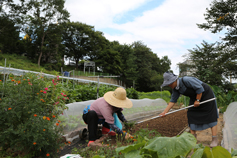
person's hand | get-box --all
[194,101,200,107]
[125,133,133,139]
[159,111,167,117]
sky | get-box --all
[64,0,224,75]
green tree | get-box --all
[132,41,171,92]
[62,22,98,69]
[197,0,237,79]
[0,15,21,54]
[23,0,69,67]
[197,0,237,46]
[93,48,122,75]
[110,41,138,87]
[180,41,234,91]
[86,32,124,75]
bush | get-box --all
[138,90,171,102]
[0,73,68,157]
[65,83,139,102]
[210,85,237,113]
[126,88,139,99]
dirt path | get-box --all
[195,113,223,146]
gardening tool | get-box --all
[136,97,217,124]
[79,128,88,140]
[79,127,103,140]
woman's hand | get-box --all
[159,111,167,117]
[125,133,133,139]
[194,101,200,107]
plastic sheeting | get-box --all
[222,102,237,151]
[59,98,168,136]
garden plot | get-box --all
[58,108,188,157]
[59,104,235,158]
[59,98,168,142]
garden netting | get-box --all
[60,98,168,141]
[222,102,237,152]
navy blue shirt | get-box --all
[170,76,204,103]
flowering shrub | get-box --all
[0,73,68,157]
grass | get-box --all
[0,53,116,77]
[0,53,59,76]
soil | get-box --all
[58,109,224,157]
[131,110,188,137]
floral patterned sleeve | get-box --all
[108,123,125,135]
[117,111,127,122]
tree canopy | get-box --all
[197,0,237,80]
[0,0,172,92]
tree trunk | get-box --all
[38,33,46,67]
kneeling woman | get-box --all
[82,87,133,146]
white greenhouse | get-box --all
[222,102,237,151]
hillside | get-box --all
[0,53,58,75]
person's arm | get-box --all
[159,102,175,116]
[108,123,132,139]
[194,93,202,107]
[117,111,127,122]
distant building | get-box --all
[179,60,236,83]
[179,60,196,77]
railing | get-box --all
[0,66,122,87]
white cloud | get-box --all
[65,0,222,74]
[65,0,150,27]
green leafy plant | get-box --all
[191,144,232,158]
[116,132,196,158]
[210,85,237,113]
[0,73,68,157]
[124,121,136,131]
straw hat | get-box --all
[161,72,179,87]
[103,87,133,108]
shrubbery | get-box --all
[0,73,68,157]
[0,73,139,157]
[64,82,139,102]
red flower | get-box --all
[52,115,56,118]
[33,142,36,145]
[46,117,50,121]
[34,114,37,117]
[46,153,50,157]
[56,123,59,126]
[8,108,12,110]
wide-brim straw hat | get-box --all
[104,87,133,108]
[161,72,179,87]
